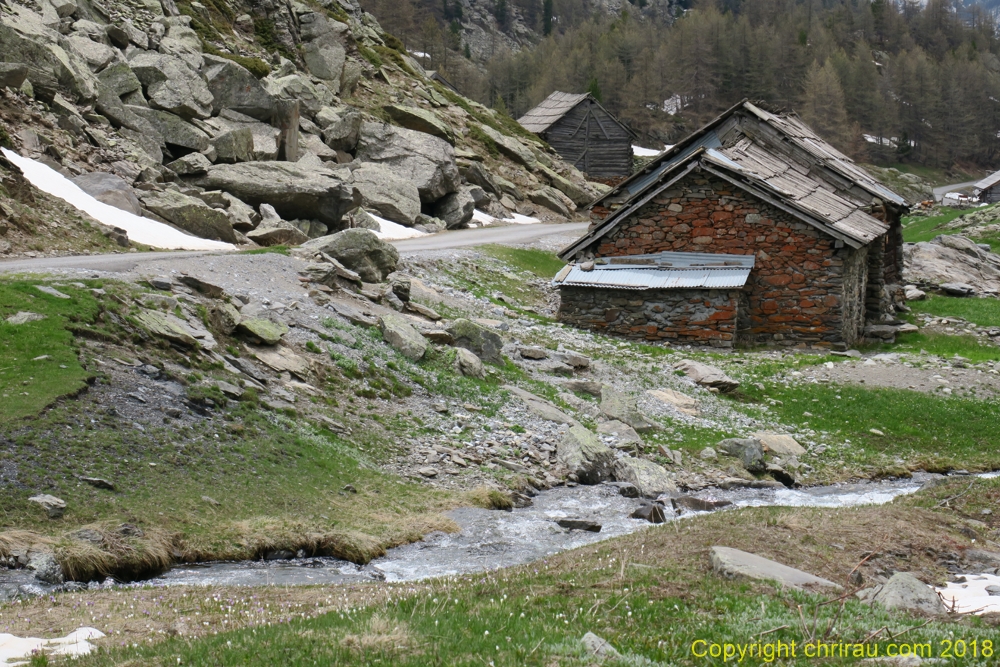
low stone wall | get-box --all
[557,286,739,347]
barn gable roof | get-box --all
[974,169,1000,193]
[559,100,907,260]
[518,91,636,137]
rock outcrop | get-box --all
[904,235,1000,296]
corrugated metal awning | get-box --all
[552,251,754,291]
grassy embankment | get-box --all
[0,277,518,582]
[903,204,1000,251]
[66,476,1000,666]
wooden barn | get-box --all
[974,170,1000,204]
[554,100,910,348]
[518,92,635,178]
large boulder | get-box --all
[140,189,237,243]
[127,105,210,151]
[0,5,99,101]
[716,438,766,473]
[212,127,255,164]
[319,108,363,152]
[871,572,946,616]
[356,122,460,203]
[447,319,503,365]
[538,164,593,206]
[557,425,615,484]
[97,61,142,98]
[195,162,357,227]
[298,12,351,90]
[72,172,141,215]
[295,229,398,282]
[66,34,117,72]
[612,457,676,497]
[479,124,536,169]
[350,163,421,226]
[128,52,214,119]
[379,313,427,361]
[263,73,334,113]
[432,186,476,228]
[384,105,454,143]
[904,234,1000,296]
[203,55,275,121]
[710,547,842,591]
[600,387,658,433]
[674,359,740,392]
[529,186,572,217]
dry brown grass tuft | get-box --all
[340,614,415,654]
[0,530,56,558]
[465,486,514,511]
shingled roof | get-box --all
[560,100,909,260]
[517,92,592,133]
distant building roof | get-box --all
[426,70,458,93]
[552,251,754,290]
[560,100,909,260]
[974,170,1000,193]
[518,92,591,133]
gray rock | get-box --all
[717,438,766,473]
[557,424,615,484]
[140,189,236,243]
[165,152,212,176]
[356,122,461,203]
[237,318,289,345]
[940,282,977,297]
[246,207,309,247]
[432,186,476,228]
[986,585,1000,596]
[384,104,454,143]
[538,163,593,206]
[212,127,255,164]
[66,34,116,72]
[5,312,46,325]
[447,318,503,365]
[97,61,142,98]
[562,380,604,397]
[262,73,334,113]
[79,476,114,490]
[295,229,399,282]
[557,519,601,532]
[600,387,657,433]
[203,55,274,121]
[754,432,806,457]
[378,313,427,361]
[319,109,363,152]
[71,172,142,215]
[872,572,946,616]
[34,285,71,299]
[350,163,421,226]
[674,359,740,392]
[612,457,676,497]
[596,420,642,448]
[455,347,485,378]
[28,494,66,519]
[463,161,502,197]
[673,496,732,512]
[699,447,718,461]
[129,52,214,119]
[127,105,210,151]
[711,546,841,590]
[529,186,571,217]
[581,632,620,661]
[195,162,357,227]
[479,124,536,169]
[0,7,99,101]
[904,235,1000,296]
[27,552,64,585]
[631,502,668,523]
[505,386,577,425]
[0,63,29,90]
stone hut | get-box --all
[554,101,909,348]
[518,91,635,178]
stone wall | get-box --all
[582,173,871,345]
[557,286,739,347]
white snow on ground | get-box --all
[0,627,103,664]
[366,211,426,240]
[633,145,663,157]
[2,149,234,251]
[472,209,541,226]
[937,573,1000,615]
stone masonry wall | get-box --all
[558,286,740,347]
[585,173,869,345]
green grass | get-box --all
[733,380,1000,473]
[240,245,289,255]
[882,163,979,187]
[901,206,990,243]
[874,330,1000,363]
[0,280,102,423]
[909,294,1000,327]
[480,245,565,279]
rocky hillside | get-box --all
[0,0,603,256]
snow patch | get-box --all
[366,211,427,240]
[1,149,234,251]
[633,145,664,157]
[472,209,540,226]
[937,573,1000,615]
[0,627,104,664]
